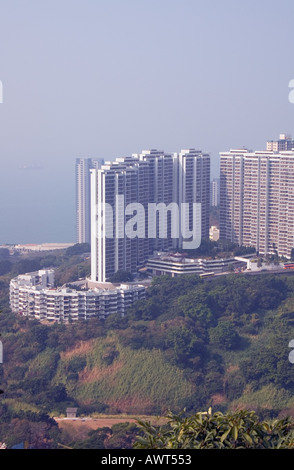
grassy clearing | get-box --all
[231,384,292,411]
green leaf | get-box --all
[243,433,253,445]
[233,426,238,441]
[220,428,231,443]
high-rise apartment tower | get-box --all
[266,133,294,152]
[76,158,104,244]
[210,178,220,206]
[91,149,210,282]
[220,148,294,258]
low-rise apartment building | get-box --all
[10,269,145,322]
[145,252,247,277]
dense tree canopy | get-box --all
[134,409,294,449]
[2,253,294,448]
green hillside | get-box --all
[54,340,195,414]
[2,249,294,448]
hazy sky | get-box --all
[0,0,294,244]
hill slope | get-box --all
[1,271,294,420]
